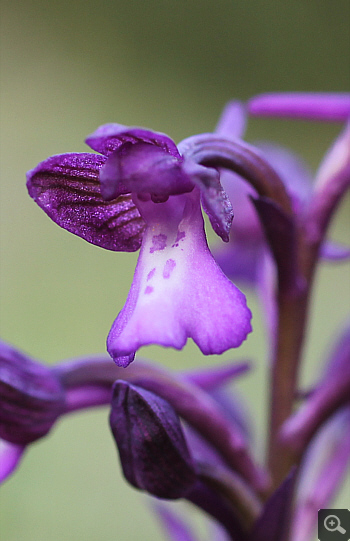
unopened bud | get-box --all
[0,342,65,444]
[109,380,197,499]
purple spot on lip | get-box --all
[147,268,156,281]
[172,230,186,248]
[144,286,154,295]
[150,234,167,254]
[163,259,176,279]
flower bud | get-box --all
[109,380,197,499]
[0,342,65,444]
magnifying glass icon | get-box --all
[324,515,346,534]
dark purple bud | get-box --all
[0,342,65,445]
[109,380,197,499]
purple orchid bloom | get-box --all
[27,124,252,366]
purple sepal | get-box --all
[248,93,350,122]
[109,380,197,499]
[215,100,247,140]
[99,142,194,201]
[249,467,297,541]
[306,122,350,249]
[0,440,25,484]
[250,196,299,292]
[153,504,199,541]
[0,341,65,445]
[27,153,145,252]
[85,124,180,158]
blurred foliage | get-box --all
[0,1,349,540]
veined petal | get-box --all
[248,93,350,122]
[85,124,180,157]
[107,189,252,364]
[27,153,145,252]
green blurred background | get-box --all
[0,1,349,540]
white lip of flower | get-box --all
[106,188,252,363]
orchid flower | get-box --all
[27,124,254,366]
